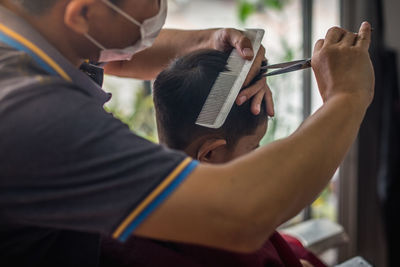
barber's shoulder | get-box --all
[0,47,93,102]
[0,47,66,90]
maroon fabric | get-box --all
[99,231,321,267]
[280,233,304,248]
[286,243,326,267]
[281,233,327,267]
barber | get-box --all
[0,0,374,266]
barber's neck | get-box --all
[1,0,84,67]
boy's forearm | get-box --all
[104,29,216,80]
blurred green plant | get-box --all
[238,1,256,22]
[237,0,287,23]
[280,38,295,62]
[105,82,158,143]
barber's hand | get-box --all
[210,28,274,116]
[312,22,375,107]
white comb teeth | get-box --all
[197,69,238,121]
[195,29,265,129]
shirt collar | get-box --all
[0,5,110,104]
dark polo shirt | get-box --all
[0,5,197,266]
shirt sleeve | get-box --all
[0,82,198,242]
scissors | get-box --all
[260,58,312,77]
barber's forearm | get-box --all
[228,94,367,231]
[135,93,368,253]
[104,29,216,80]
[183,93,368,252]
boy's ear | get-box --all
[197,138,227,163]
[64,0,96,34]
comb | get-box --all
[195,29,265,129]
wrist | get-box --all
[179,28,220,54]
[318,76,374,111]
[201,28,220,50]
[325,92,370,119]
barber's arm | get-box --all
[133,22,374,252]
[104,28,273,116]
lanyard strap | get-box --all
[0,23,71,81]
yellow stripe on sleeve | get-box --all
[112,157,192,239]
[0,23,72,82]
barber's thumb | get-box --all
[236,37,254,59]
[242,47,254,59]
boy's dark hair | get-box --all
[153,49,267,150]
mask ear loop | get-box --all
[84,0,140,51]
[100,0,142,26]
[84,33,106,50]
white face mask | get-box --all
[85,0,167,63]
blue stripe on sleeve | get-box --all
[118,160,199,242]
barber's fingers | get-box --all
[314,39,324,53]
[341,31,358,46]
[236,78,274,116]
[251,90,265,115]
[244,46,266,86]
[264,83,275,117]
[355,21,372,50]
[236,78,265,106]
[324,26,346,45]
[224,28,254,59]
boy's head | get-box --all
[153,49,268,163]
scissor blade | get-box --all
[263,59,311,76]
[262,58,311,69]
